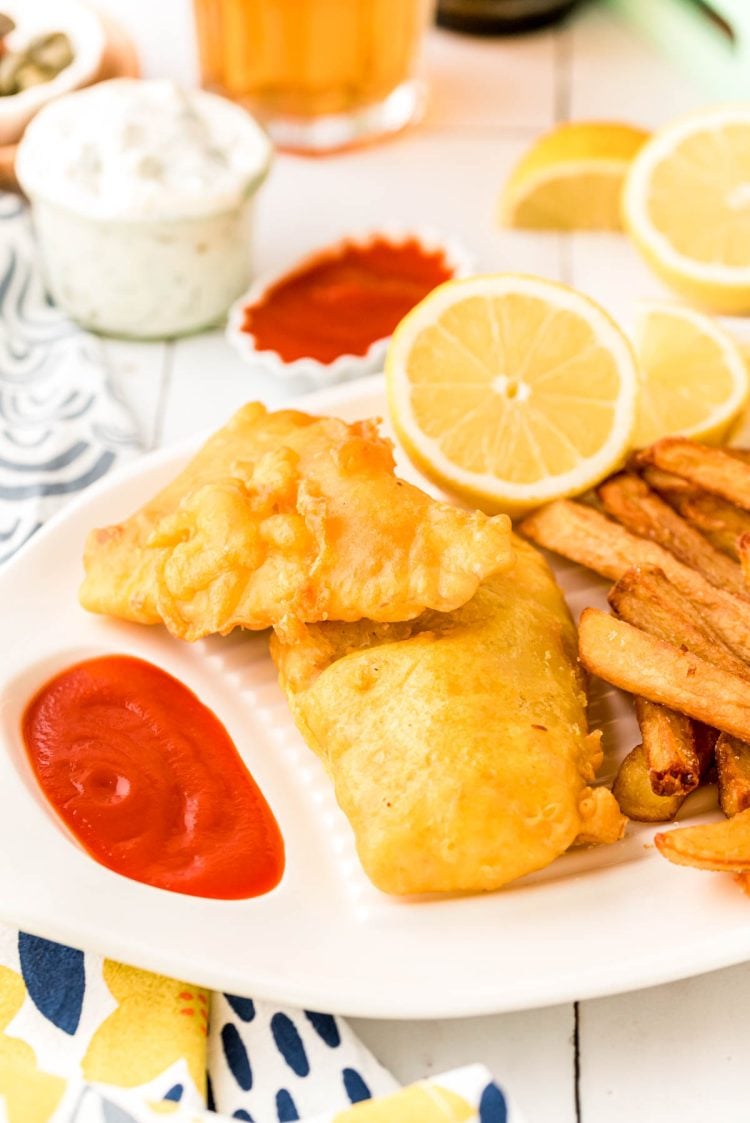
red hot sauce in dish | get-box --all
[22,655,284,900]
[241,237,455,362]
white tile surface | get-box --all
[100,338,168,450]
[351,1006,577,1123]
[578,963,750,1123]
[252,136,564,277]
[422,26,558,132]
[567,5,708,126]
[161,332,293,444]
[62,3,747,1121]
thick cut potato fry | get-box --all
[578,608,750,743]
[636,438,750,513]
[655,808,750,872]
[716,733,750,817]
[642,466,750,561]
[608,567,750,679]
[635,698,702,796]
[739,534,750,587]
[520,501,750,664]
[598,473,747,599]
[612,744,686,822]
[639,465,698,496]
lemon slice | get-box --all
[623,107,750,313]
[386,274,639,516]
[501,121,649,231]
[633,302,749,447]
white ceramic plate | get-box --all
[1,375,749,1019]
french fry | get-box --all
[608,567,750,679]
[642,466,750,560]
[716,733,750,817]
[739,533,750,586]
[655,807,750,872]
[578,608,750,743]
[636,437,750,513]
[635,698,703,796]
[612,743,687,822]
[520,501,750,664]
[639,465,699,496]
[597,472,748,599]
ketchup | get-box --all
[22,655,284,900]
[242,237,455,363]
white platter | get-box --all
[1,374,749,1019]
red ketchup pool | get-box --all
[21,655,284,899]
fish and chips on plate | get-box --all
[14,97,750,938]
[15,255,750,912]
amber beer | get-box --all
[193,0,434,151]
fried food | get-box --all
[80,403,513,641]
[655,809,750,873]
[642,466,750,561]
[635,437,750,512]
[634,698,705,797]
[608,567,750,678]
[520,499,750,664]
[612,744,686,822]
[716,734,750,818]
[578,608,750,743]
[271,538,624,896]
[597,472,747,599]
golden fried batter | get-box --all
[80,403,512,641]
[271,537,624,895]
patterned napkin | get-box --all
[0,194,519,1123]
[0,194,140,558]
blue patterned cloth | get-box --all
[0,193,140,560]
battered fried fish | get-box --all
[80,403,512,641]
[271,537,624,895]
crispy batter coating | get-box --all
[80,403,512,641]
[271,537,624,895]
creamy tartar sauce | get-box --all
[16,79,272,338]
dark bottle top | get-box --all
[437,0,579,34]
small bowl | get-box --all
[226,227,473,389]
[0,0,105,146]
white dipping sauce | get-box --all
[16,79,272,338]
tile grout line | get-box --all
[554,21,575,286]
[573,1000,582,1123]
[151,340,175,451]
[554,21,573,123]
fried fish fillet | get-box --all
[271,537,625,895]
[80,403,512,641]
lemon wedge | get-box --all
[623,107,750,313]
[633,302,749,447]
[386,274,639,516]
[501,121,649,231]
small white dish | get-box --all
[17,79,273,339]
[226,227,473,390]
[0,0,105,146]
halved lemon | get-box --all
[633,302,750,447]
[386,274,639,516]
[623,106,750,313]
[501,121,649,231]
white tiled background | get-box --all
[90,2,750,1119]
